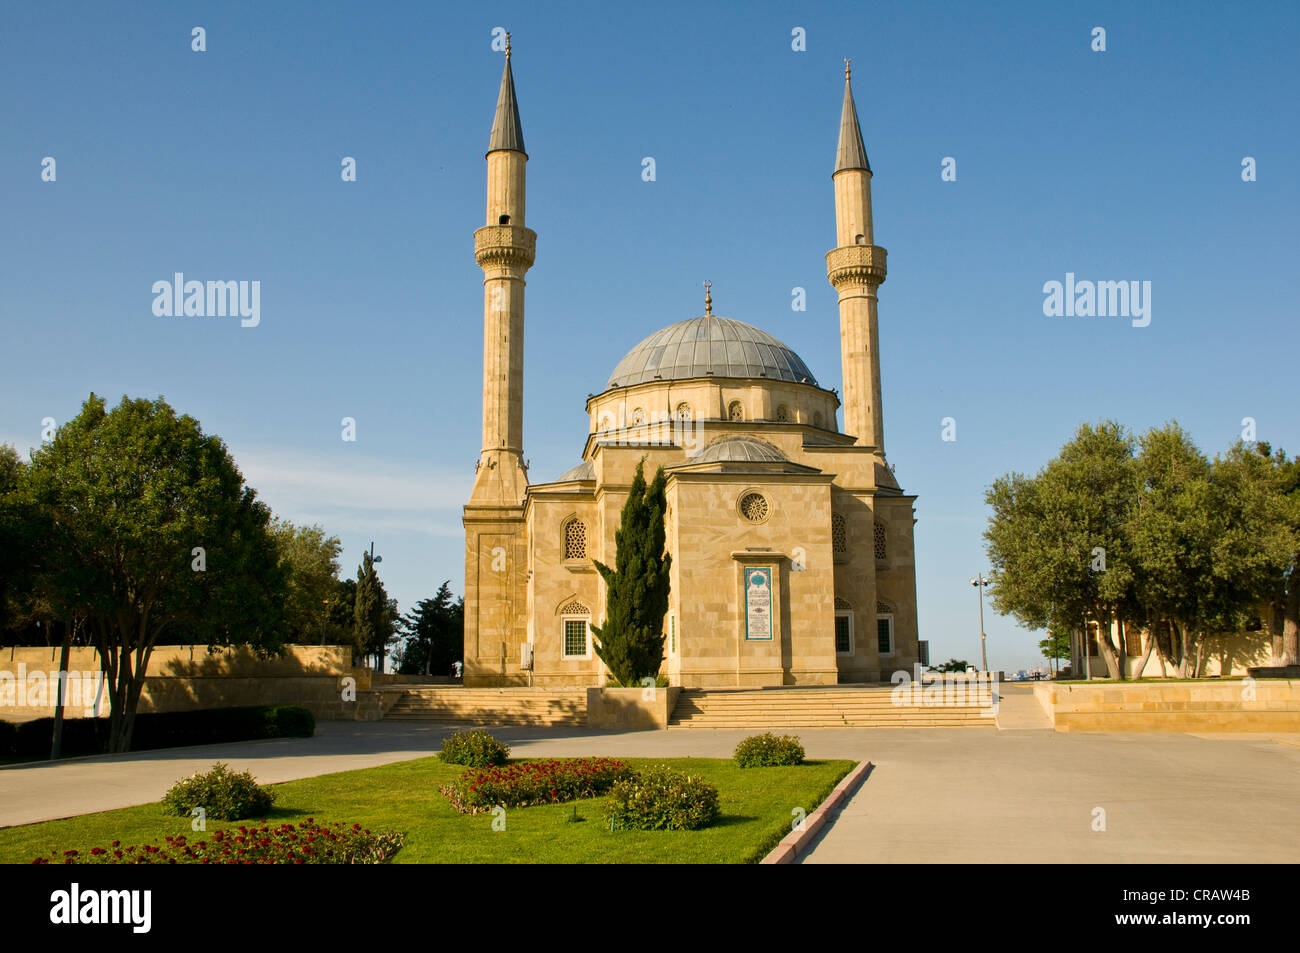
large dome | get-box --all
[605,316,818,389]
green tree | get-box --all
[0,443,32,634]
[985,421,1139,679]
[271,519,344,643]
[929,659,971,673]
[353,552,398,671]
[328,577,357,647]
[394,581,464,677]
[21,394,287,752]
[1038,631,1070,675]
[1126,425,1289,676]
[1236,442,1300,667]
[590,459,672,686]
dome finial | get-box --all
[844,57,851,81]
[703,280,713,316]
[505,32,512,59]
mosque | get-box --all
[463,41,923,687]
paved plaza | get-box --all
[3,717,1298,863]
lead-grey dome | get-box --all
[553,460,594,483]
[691,437,788,464]
[606,316,817,389]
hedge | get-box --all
[0,705,315,759]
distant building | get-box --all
[1070,620,1271,678]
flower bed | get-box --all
[440,758,632,814]
[31,819,405,865]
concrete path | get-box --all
[993,683,1053,731]
[799,729,1300,863]
[4,721,1299,865]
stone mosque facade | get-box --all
[463,45,922,688]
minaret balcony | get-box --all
[474,224,537,270]
[826,244,887,289]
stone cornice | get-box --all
[826,243,887,288]
[474,224,537,270]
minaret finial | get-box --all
[505,32,512,59]
[703,281,713,316]
[844,58,851,81]
[834,58,870,175]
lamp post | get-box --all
[365,541,383,671]
[970,573,992,673]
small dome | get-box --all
[606,316,817,389]
[553,460,595,482]
[691,437,788,464]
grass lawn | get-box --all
[0,756,855,864]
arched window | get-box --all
[831,512,847,556]
[775,404,789,422]
[813,411,824,428]
[874,520,887,560]
[675,402,693,421]
[559,600,591,659]
[728,401,744,421]
[629,407,646,426]
[563,518,587,560]
[834,597,854,655]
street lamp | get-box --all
[970,573,992,673]
[365,542,384,671]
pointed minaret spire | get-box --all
[827,58,887,453]
[834,58,870,175]
[472,35,535,506]
[487,33,526,157]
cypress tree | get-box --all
[591,458,672,686]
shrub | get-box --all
[161,762,276,821]
[733,733,805,767]
[603,673,670,688]
[438,729,509,768]
[440,758,632,814]
[1,705,315,759]
[603,766,720,831]
[32,819,404,864]
[268,706,315,738]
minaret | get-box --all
[827,59,888,452]
[471,33,536,504]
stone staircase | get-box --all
[668,685,997,728]
[382,687,587,726]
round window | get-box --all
[739,492,769,523]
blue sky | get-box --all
[2,1,1297,671]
